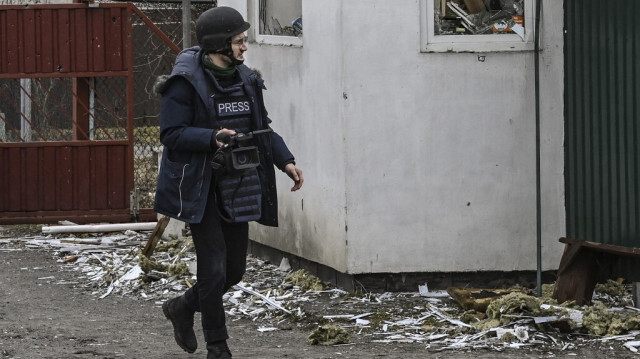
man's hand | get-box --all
[215,128,236,147]
[284,163,304,191]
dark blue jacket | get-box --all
[154,46,294,226]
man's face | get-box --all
[228,32,248,64]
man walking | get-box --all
[154,6,304,358]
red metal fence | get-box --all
[0,141,131,223]
[0,2,190,224]
[0,5,131,75]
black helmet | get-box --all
[196,7,251,52]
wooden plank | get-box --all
[447,287,526,312]
[560,237,640,257]
[552,245,599,305]
[72,77,90,140]
[141,216,170,257]
[556,239,585,275]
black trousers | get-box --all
[183,185,249,343]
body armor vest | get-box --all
[208,72,262,223]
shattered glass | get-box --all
[435,0,525,36]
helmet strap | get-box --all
[213,45,243,66]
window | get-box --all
[420,0,534,52]
[252,0,302,46]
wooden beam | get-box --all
[141,216,170,257]
[72,77,91,140]
[552,244,599,305]
[560,237,640,258]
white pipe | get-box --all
[20,78,32,142]
[42,222,157,234]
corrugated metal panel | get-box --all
[565,0,640,276]
[0,4,129,74]
[0,143,130,213]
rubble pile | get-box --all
[3,226,640,354]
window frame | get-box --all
[420,0,535,53]
[251,0,303,47]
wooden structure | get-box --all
[552,237,640,305]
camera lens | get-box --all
[236,153,249,165]
[232,146,259,169]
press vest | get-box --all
[154,46,295,226]
[207,72,262,223]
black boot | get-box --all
[207,340,232,359]
[162,295,197,353]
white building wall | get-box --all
[221,0,565,275]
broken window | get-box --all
[435,0,525,37]
[421,0,534,52]
[258,0,302,37]
[252,0,303,46]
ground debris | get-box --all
[3,226,640,354]
[595,278,629,298]
[583,301,640,336]
[485,292,545,322]
[284,269,326,291]
[307,324,350,345]
[447,287,528,312]
[155,236,194,256]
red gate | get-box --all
[0,2,180,224]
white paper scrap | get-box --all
[624,341,640,353]
[257,327,278,332]
[119,265,143,281]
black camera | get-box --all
[210,128,272,173]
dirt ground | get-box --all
[0,225,638,359]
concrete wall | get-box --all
[221,0,566,275]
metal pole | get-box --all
[534,0,543,297]
[20,78,32,142]
[182,0,191,49]
[0,112,5,142]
